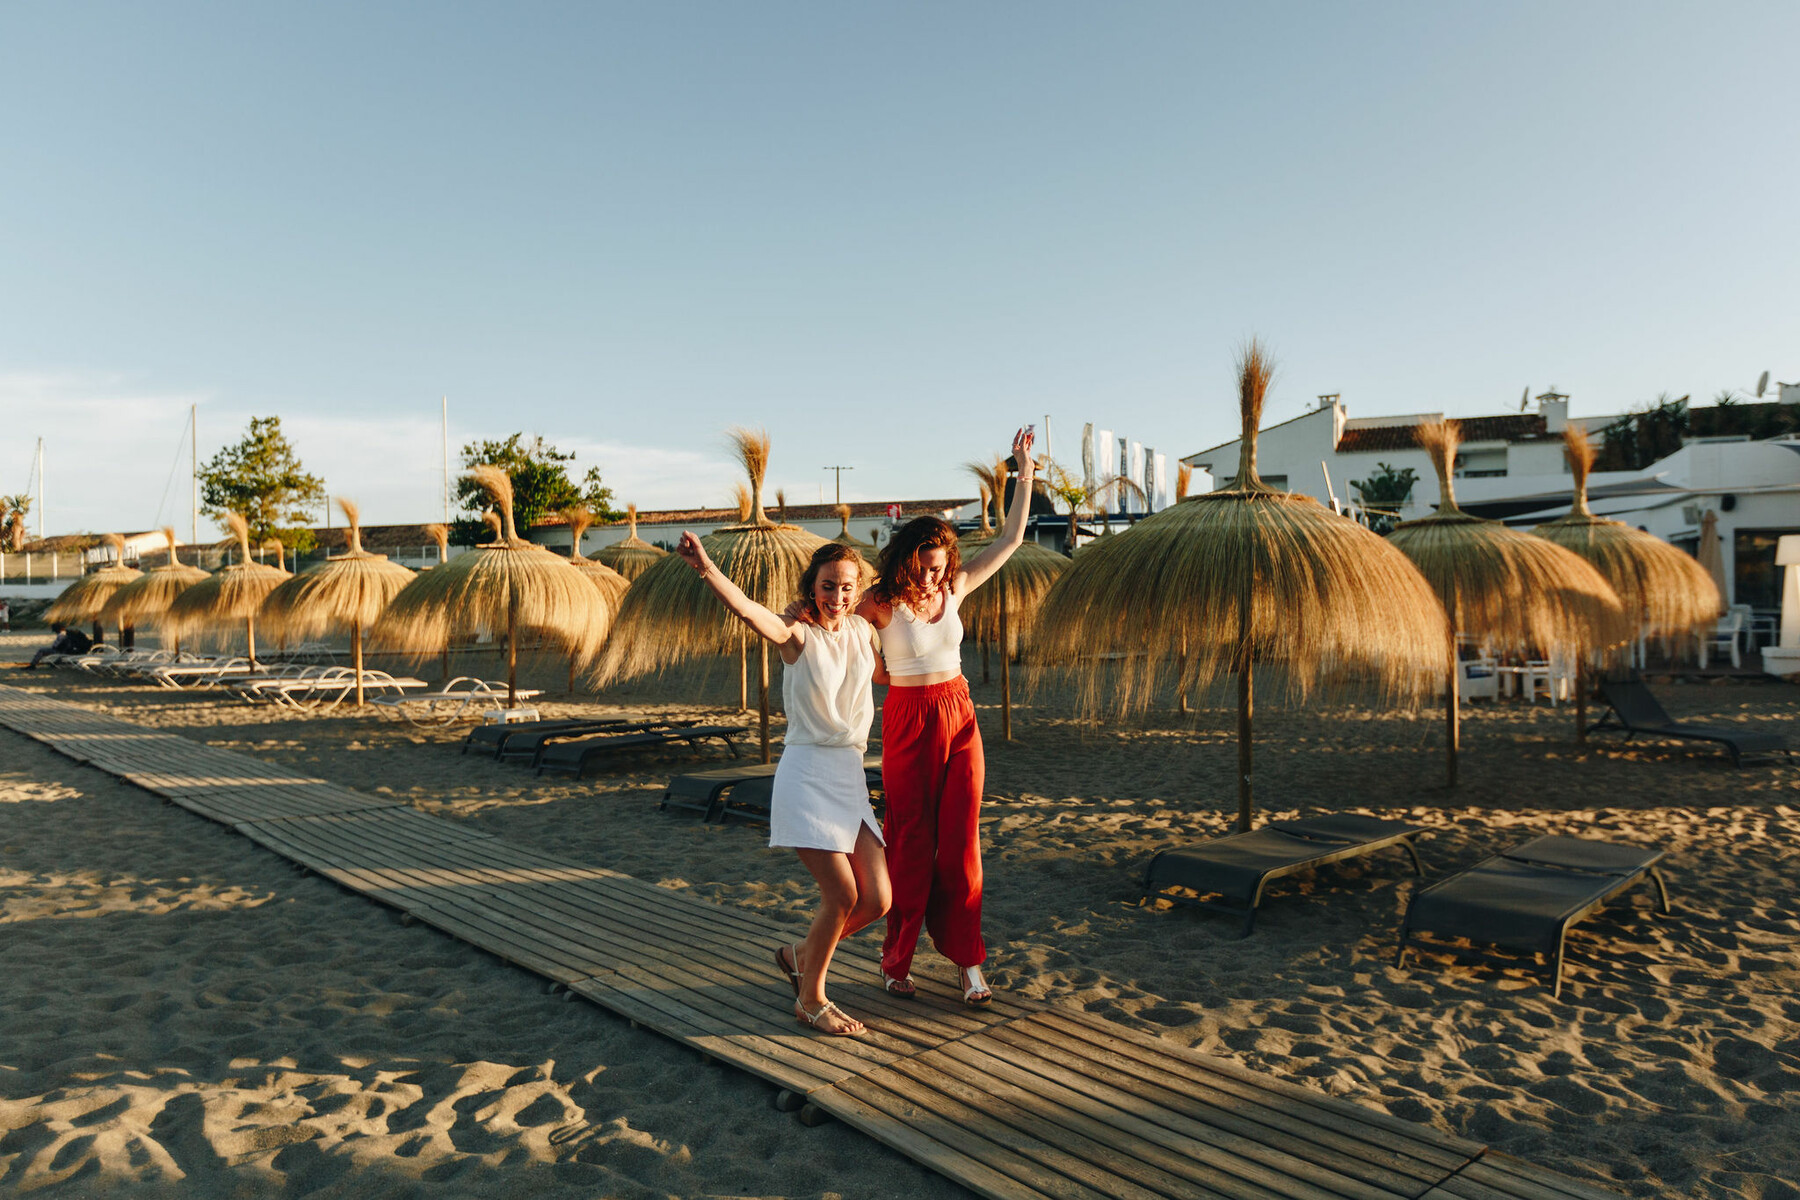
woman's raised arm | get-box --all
[960,426,1036,593]
[675,531,800,652]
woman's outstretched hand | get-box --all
[781,599,817,627]
[675,531,713,576]
[1012,427,1036,481]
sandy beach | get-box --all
[2,629,1796,1198]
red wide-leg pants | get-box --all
[880,678,986,980]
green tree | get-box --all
[1594,393,1690,471]
[1,494,30,551]
[197,416,326,554]
[454,434,617,541]
[1349,462,1418,534]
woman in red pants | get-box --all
[859,427,1036,1006]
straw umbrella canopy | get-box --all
[559,504,631,691]
[832,503,875,558]
[1034,340,1448,830]
[165,513,291,669]
[1534,424,1720,735]
[259,499,416,706]
[372,467,612,707]
[102,528,211,653]
[596,428,829,763]
[596,504,668,581]
[1388,420,1630,785]
[958,463,1068,740]
[45,533,142,642]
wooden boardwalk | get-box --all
[0,685,1620,1200]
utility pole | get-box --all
[190,404,198,547]
[442,396,450,523]
[35,438,44,538]
[822,465,853,505]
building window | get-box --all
[1262,475,1288,491]
[1733,529,1800,611]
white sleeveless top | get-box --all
[782,614,877,753]
[879,587,964,676]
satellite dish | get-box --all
[1521,386,1531,412]
[1758,370,1770,398]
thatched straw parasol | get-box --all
[261,539,287,571]
[425,523,450,567]
[832,503,874,558]
[45,533,142,644]
[260,499,416,706]
[102,528,211,653]
[595,428,830,763]
[372,467,610,707]
[1389,421,1629,784]
[165,513,291,669]
[958,462,1068,739]
[1534,424,1720,737]
[596,503,668,581]
[1034,341,1448,830]
[559,504,630,691]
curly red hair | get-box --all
[873,517,962,609]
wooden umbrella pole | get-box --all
[1235,583,1254,832]
[506,593,520,708]
[1000,601,1012,741]
[1178,630,1189,714]
[982,641,990,684]
[758,640,771,764]
[1444,585,1459,789]
[353,625,365,707]
[739,642,749,712]
[1575,659,1587,744]
[247,617,259,672]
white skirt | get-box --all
[769,742,884,853]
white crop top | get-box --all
[783,614,877,752]
[878,587,965,677]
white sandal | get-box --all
[794,998,863,1037]
[959,965,992,1007]
[882,972,916,999]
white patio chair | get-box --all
[1699,609,1743,670]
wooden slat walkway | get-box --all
[0,685,1621,1200]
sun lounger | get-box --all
[1593,679,1790,767]
[1140,813,1426,935]
[462,717,610,758]
[1395,834,1670,998]
[662,753,883,822]
[535,724,749,778]
[370,677,543,726]
[507,719,703,766]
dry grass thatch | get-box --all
[101,528,211,629]
[260,499,417,642]
[165,513,291,635]
[595,431,831,683]
[1389,421,1630,657]
[261,539,287,572]
[1177,462,1194,501]
[832,502,873,554]
[596,503,668,581]
[1534,425,1720,637]
[371,467,613,701]
[1034,340,1449,715]
[561,504,630,612]
[960,541,1069,656]
[45,533,142,625]
[425,524,449,565]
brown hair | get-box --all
[874,516,962,609]
[798,542,867,617]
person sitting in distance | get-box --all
[25,622,91,669]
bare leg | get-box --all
[793,825,890,1035]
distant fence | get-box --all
[0,551,77,583]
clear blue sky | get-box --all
[4,2,1796,536]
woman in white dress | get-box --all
[676,534,890,1038]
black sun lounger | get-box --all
[506,719,701,766]
[663,755,884,822]
[1396,834,1670,999]
[462,718,625,758]
[1594,679,1790,767]
[535,725,748,778]
[1141,813,1425,935]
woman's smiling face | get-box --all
[812,559,862,623]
